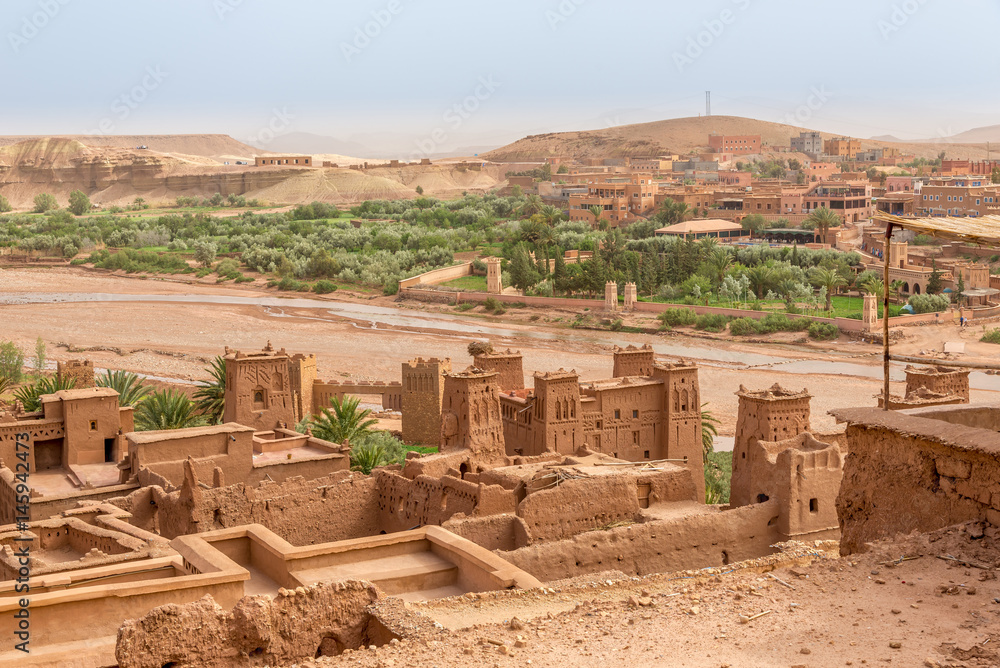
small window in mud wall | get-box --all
[809,498,818,513]
[253,387,266,409]
[614,409,620,419]
[89,420,97,432]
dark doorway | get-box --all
[104,438,116,463]
[34,439,63,470]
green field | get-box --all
[441,275,488,291]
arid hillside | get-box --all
[485,115,993,162]
[0,137,504,208]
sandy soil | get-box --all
[2,266,997,435]
[297,523,1000,668]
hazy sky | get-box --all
[2,0,999,156]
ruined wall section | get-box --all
[499,500,782,582]
[116,581,383,668]
[905,366,971,403]
[375,469,516,534]
[731,385,811,508]
[834,406,1000,554]
[110,471,381,545]
[288,353,317,423]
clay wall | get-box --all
[398,262,473,289]
[375,469,516,534]
[531,372,584,457]
[655,364,705,501]
[48,389,125,466]
[127,424,256,491]
[473,351,524,390]
[580,379,664,461]
[223,348,295,431]
[57,359,95,389]
[905,366,971,402]
[314,380,403,413]
[442,514,530,552]
[111,471,381,544]
[612,345,655,378]
[834,406,1000,554]
[731,386,812,508]
[499,499,782,582]
[400,288,874,333]
[288,354,317,423]
[402,358,450,445]
[440,371,505,461]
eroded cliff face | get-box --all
[0,137,504,207]
[0,138,310,207]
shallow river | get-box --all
[5,291,1000,392]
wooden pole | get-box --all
[883,223,893,411]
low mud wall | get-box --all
[498,500,781,582]
[834,406,1000,554]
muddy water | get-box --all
[6,292,1000,391]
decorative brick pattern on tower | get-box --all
[623,283,638,311]
[473,350,524,390]
[528,370,583,456]
[57,360,95,389]
[612,345,655,378]
[439,368,505,462]
[904,365,971,403]
[653,361,705,502]
[604,282,618,312]
[862,293,879,332]
[223,342,295,432]
[487,257,503,295]
[402,358,451,445]
[731,384,812,508]
[287,353,317,424]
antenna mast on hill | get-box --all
[706,91,712,117]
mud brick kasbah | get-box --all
[0,339,992,668]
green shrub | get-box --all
[455,302,475,312]
[235,276,255,283]
[907,293,950,314]
[981,328,1000,345]
[657,308,697,327]
[807,322,840,341]
[695,314,731,332]
[215,258,240,276]
[313,280,338,294]
[0,342,26,383]
[483,297,502,312]
[382,280,400,296]
[728,317,763,336]
[276,276,303,291]
[195,268,212,278]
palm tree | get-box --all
[701,403,720,462]
[519,194,543,218]
[861,277,885,298]
[810,267,847,312]
[654,198,691,226]
[889,280,905,305]
[96,370,150,407]
[745,265,775,300]
[588,205,605,227]
[804,207,842,243]
[134,390,206,431]
[538,204,563,226]
[0,376,11,397]
[705,248,733,287]
[310,395,378,444]
[193,356,227,424]
[14,375,76,412]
